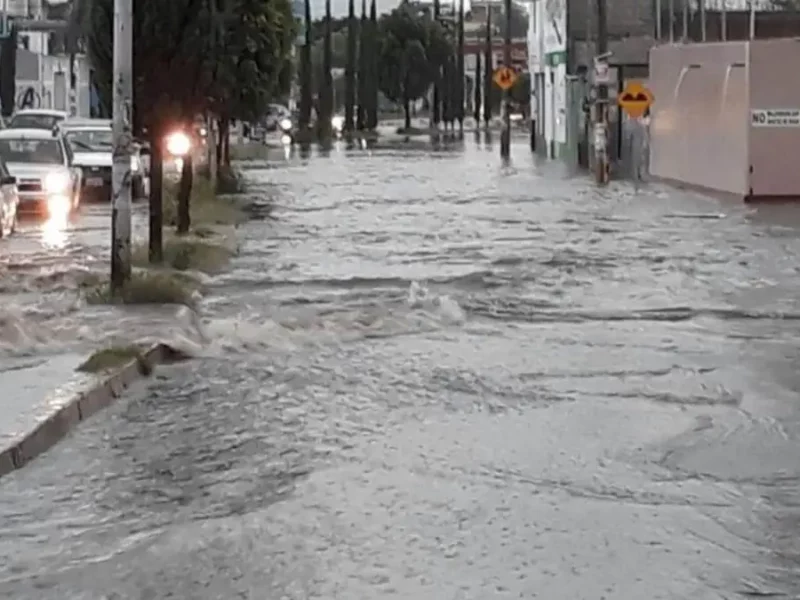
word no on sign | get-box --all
[751,109,800,127]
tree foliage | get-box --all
[87,0,295,133]
[376,5,450,128]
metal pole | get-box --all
[207,0,218,185]
[748,0,755,40]
[721,0,726,41]
[669,0,674,42]
[656,0,662,41]
[700,0,706,42]
[500,0,511,159]
[682,0,688,41]
[110,0,133,293]
[593,0,608,184]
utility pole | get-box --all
[499,0,511,159]
[207,0,218,186]
[110,0,133,293]
[432,0,441,129]
[592,0,609,184]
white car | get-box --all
[59,118,146,201]
[8,109,69,131]
[0,128,82,217]
[0,156,19,237]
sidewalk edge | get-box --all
[0,343,182,480]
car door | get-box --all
[62,137,81,195]
[0,157,17,231]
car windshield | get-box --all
[65,129,113,152]
[9,114,63,129]
[0,138,63,164]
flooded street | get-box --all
[3,136,800,597]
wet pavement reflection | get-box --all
[3,136,800,597]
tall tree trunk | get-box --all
[344,0,357,131]
[442,55,452,128]
[148,128,163,263]
[456,0,465,131]
[473,52,482,123]
[219,117,231,167]
[318,0,334,139]
[177,152,192,235]
[483,8,493,126]
[356,0,368,130]
[299,0,313,130]
[215,118,224,167]
[432,0,441,127]
[366,0,378,129]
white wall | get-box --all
[15,51,92,117]
[541,0,566,156]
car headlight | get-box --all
[44,172,70,193]
[279,118,292,132]
[331,115,344,131]
[165,131,191,157]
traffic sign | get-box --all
[617,81,654,118]
[593,59,609,85]
[493,66,518,91]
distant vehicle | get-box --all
[0,155,19,237]
[59,118,146,200]
[0,128,82,216]
[265,104,292,132]
[8,109,69,131]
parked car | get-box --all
[0,128,82,216]
[59,118,146,201]
[0,155,19,237]
[7,109,69,131]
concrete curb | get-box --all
[0,343,183,479]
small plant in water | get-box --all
[77,345,151,374]
[85,271,198,307]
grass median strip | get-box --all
[84,270,199,307]
[77,344,152,374]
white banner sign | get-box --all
[751,109,800,127]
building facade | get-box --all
[529,0,567,158]
[528,0,656,164]
[2,0,92,116]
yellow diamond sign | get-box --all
[493,66,518,91]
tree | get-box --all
[456,0,465,131]
[432,0,441,126]
[344,0,357,131]
[318,0,334,138]
[299,0,314,130]
[366,0,379,129]
[376,5,449,130]
[356,0,368,130]
[483,6,493,127]
[473,52,482,123]
[88,0,295,258]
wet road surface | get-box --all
[3,136,800,597]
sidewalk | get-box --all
[0,353,93,453]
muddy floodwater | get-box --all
[2,137,800,598]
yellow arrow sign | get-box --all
[493,66,518,91]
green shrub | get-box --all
[85,271,198,307]
[77,344,151,374]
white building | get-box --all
[3,0,92,116]
[528,0,566,158]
